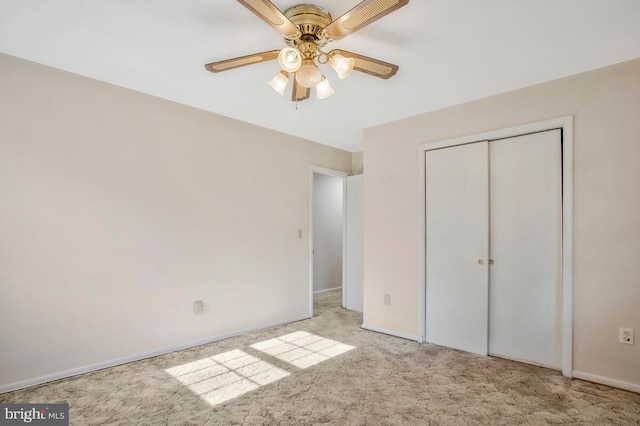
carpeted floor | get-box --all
[2,290,639,425]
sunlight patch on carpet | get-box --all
[165,332,354,406]
[250,331,355,369]
[165,349,289,406]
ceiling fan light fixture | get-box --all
[206,0,408,104]
[268,70,290,95]
[329,54,355,79]
[278,47,302,72]
[295,59,324,88]
[316,77,334,99]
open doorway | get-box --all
[310,167,347,316]
[312,172,344,314]
[309,166,364,317]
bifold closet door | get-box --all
[425,141,489,355]
[488,129,562,368]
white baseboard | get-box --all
[572,371,640,394]
[313,286,342,295]
[0,314,311,395]
[361,323,419,342]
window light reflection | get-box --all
[251,331,355,369]
[165,331,355,407]
[165,349,289,406]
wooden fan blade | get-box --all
[291,77,310,102]
[332,50,399,79]
[204,50,279,73]
[323,0,409,41]
[237,0,301,38]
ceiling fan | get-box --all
[205,0,409,102]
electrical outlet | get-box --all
[383,294,391,306]
[619,327,633,345]
[193,300,204,315]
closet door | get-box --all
[488,130,562,368]
[425,142,489,355]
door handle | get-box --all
[489,259,494,265]
[477,259,484,265]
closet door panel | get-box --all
[425,142,489,355]
[488,130,562,368]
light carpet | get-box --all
[1,290,639,425]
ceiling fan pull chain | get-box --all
[294,101,300,119]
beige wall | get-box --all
[0,53,351,390]
[351,151,364,175]
[364,58,640,389]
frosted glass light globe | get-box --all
[267,71,289,95]
[295,61,323,88]
[278,47,302,73]
[329,53,355,79]
[316,77,334,99]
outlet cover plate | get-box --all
[620,327,634,345]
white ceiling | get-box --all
[1,1,639,152]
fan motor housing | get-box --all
[284,4,332,46]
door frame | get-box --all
[417,116,574,378]
[309,166,349,317]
